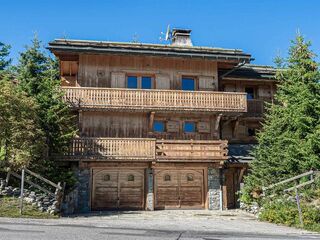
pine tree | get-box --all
[0,42,11,71]
[0,80,45,171]
[17,36,76,183]
[242,34,320,199]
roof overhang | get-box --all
[48,39,252,63]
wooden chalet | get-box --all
[48,29,276,212]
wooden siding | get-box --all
[77,54,218,90]
[63,87,247,113]
[80,112,219,140]
[61,138,228,162]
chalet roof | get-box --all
[220,64,277,81]
[47,39,252,63]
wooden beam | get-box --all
[148,111,155,132]
[10,172,55,196]
[232,119,240,138]
[214,114,222,132]
[25,168,62,190]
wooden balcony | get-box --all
[246,99,267,117]
[156,139,228,161]
[63,137,156,160]
[62,87,247,113]
[60,138,228,161]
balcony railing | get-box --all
[246,99,267,117]
[62,87,247,112]
[60,137,228,161]
[63,137,156,160]
[156,139,228,161]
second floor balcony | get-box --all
[62,87,247,113]
[59,137,228,162]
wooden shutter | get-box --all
[155,74,170,89]
[197,122,210,133]
[111,72,126,88]
[199,76,217,91]
[166,121,179,133]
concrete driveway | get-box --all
[0,210,319,240]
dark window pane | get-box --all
[184,122,195,133]
[182,78,195,91]
[141,76,152,89]
[127,76,138,88]
[153,121,165,132]
[248,128,256,136]
[245,87,255,99]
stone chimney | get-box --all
[171,29,193,47]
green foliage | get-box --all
[260,199,320,232]
[242,34,320,201]
[16,36,76,186]
[0,42,11,71]
[0,80,45,171]
[17,37,76,156]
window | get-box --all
[245,87,255,100]
[184,122,196,133]
[127,76,138,88]
[182,77,195,91]
[248,128,256,136]
[127,174,135,181]
[164,174,171,181]
[153,121,165,132]
[141,76,152,89]
[103,174,110,181]
[127,75,153,89]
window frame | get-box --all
[126,74,155,89]
[183,121,196,133]
[181,76,197,91]
[245,86,256,100]
[153,120,166,133]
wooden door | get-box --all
[92,169,118,210]
[119,170,144,209]
[92,169,144,210]
[154,169,204,209]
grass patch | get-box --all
[0,196,58,219]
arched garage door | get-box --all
[92,169,145,210]
[154,169,205,209]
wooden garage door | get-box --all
[154,169,204,209]
[92,169,144,210]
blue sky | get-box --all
[1,0,320,65]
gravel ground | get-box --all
[0,210,319,240]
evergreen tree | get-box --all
[242,34,320,199]
[0,42,11,71]
[0,80,45,171]
[17,36,76,183]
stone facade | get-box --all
[208,168,221,210]
[76,169,90,213]
[146,168,154,211]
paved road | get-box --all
[0,210,319,240]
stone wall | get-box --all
[146,168,154,211]
[76,169,90,213]
[208,168,221,210]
